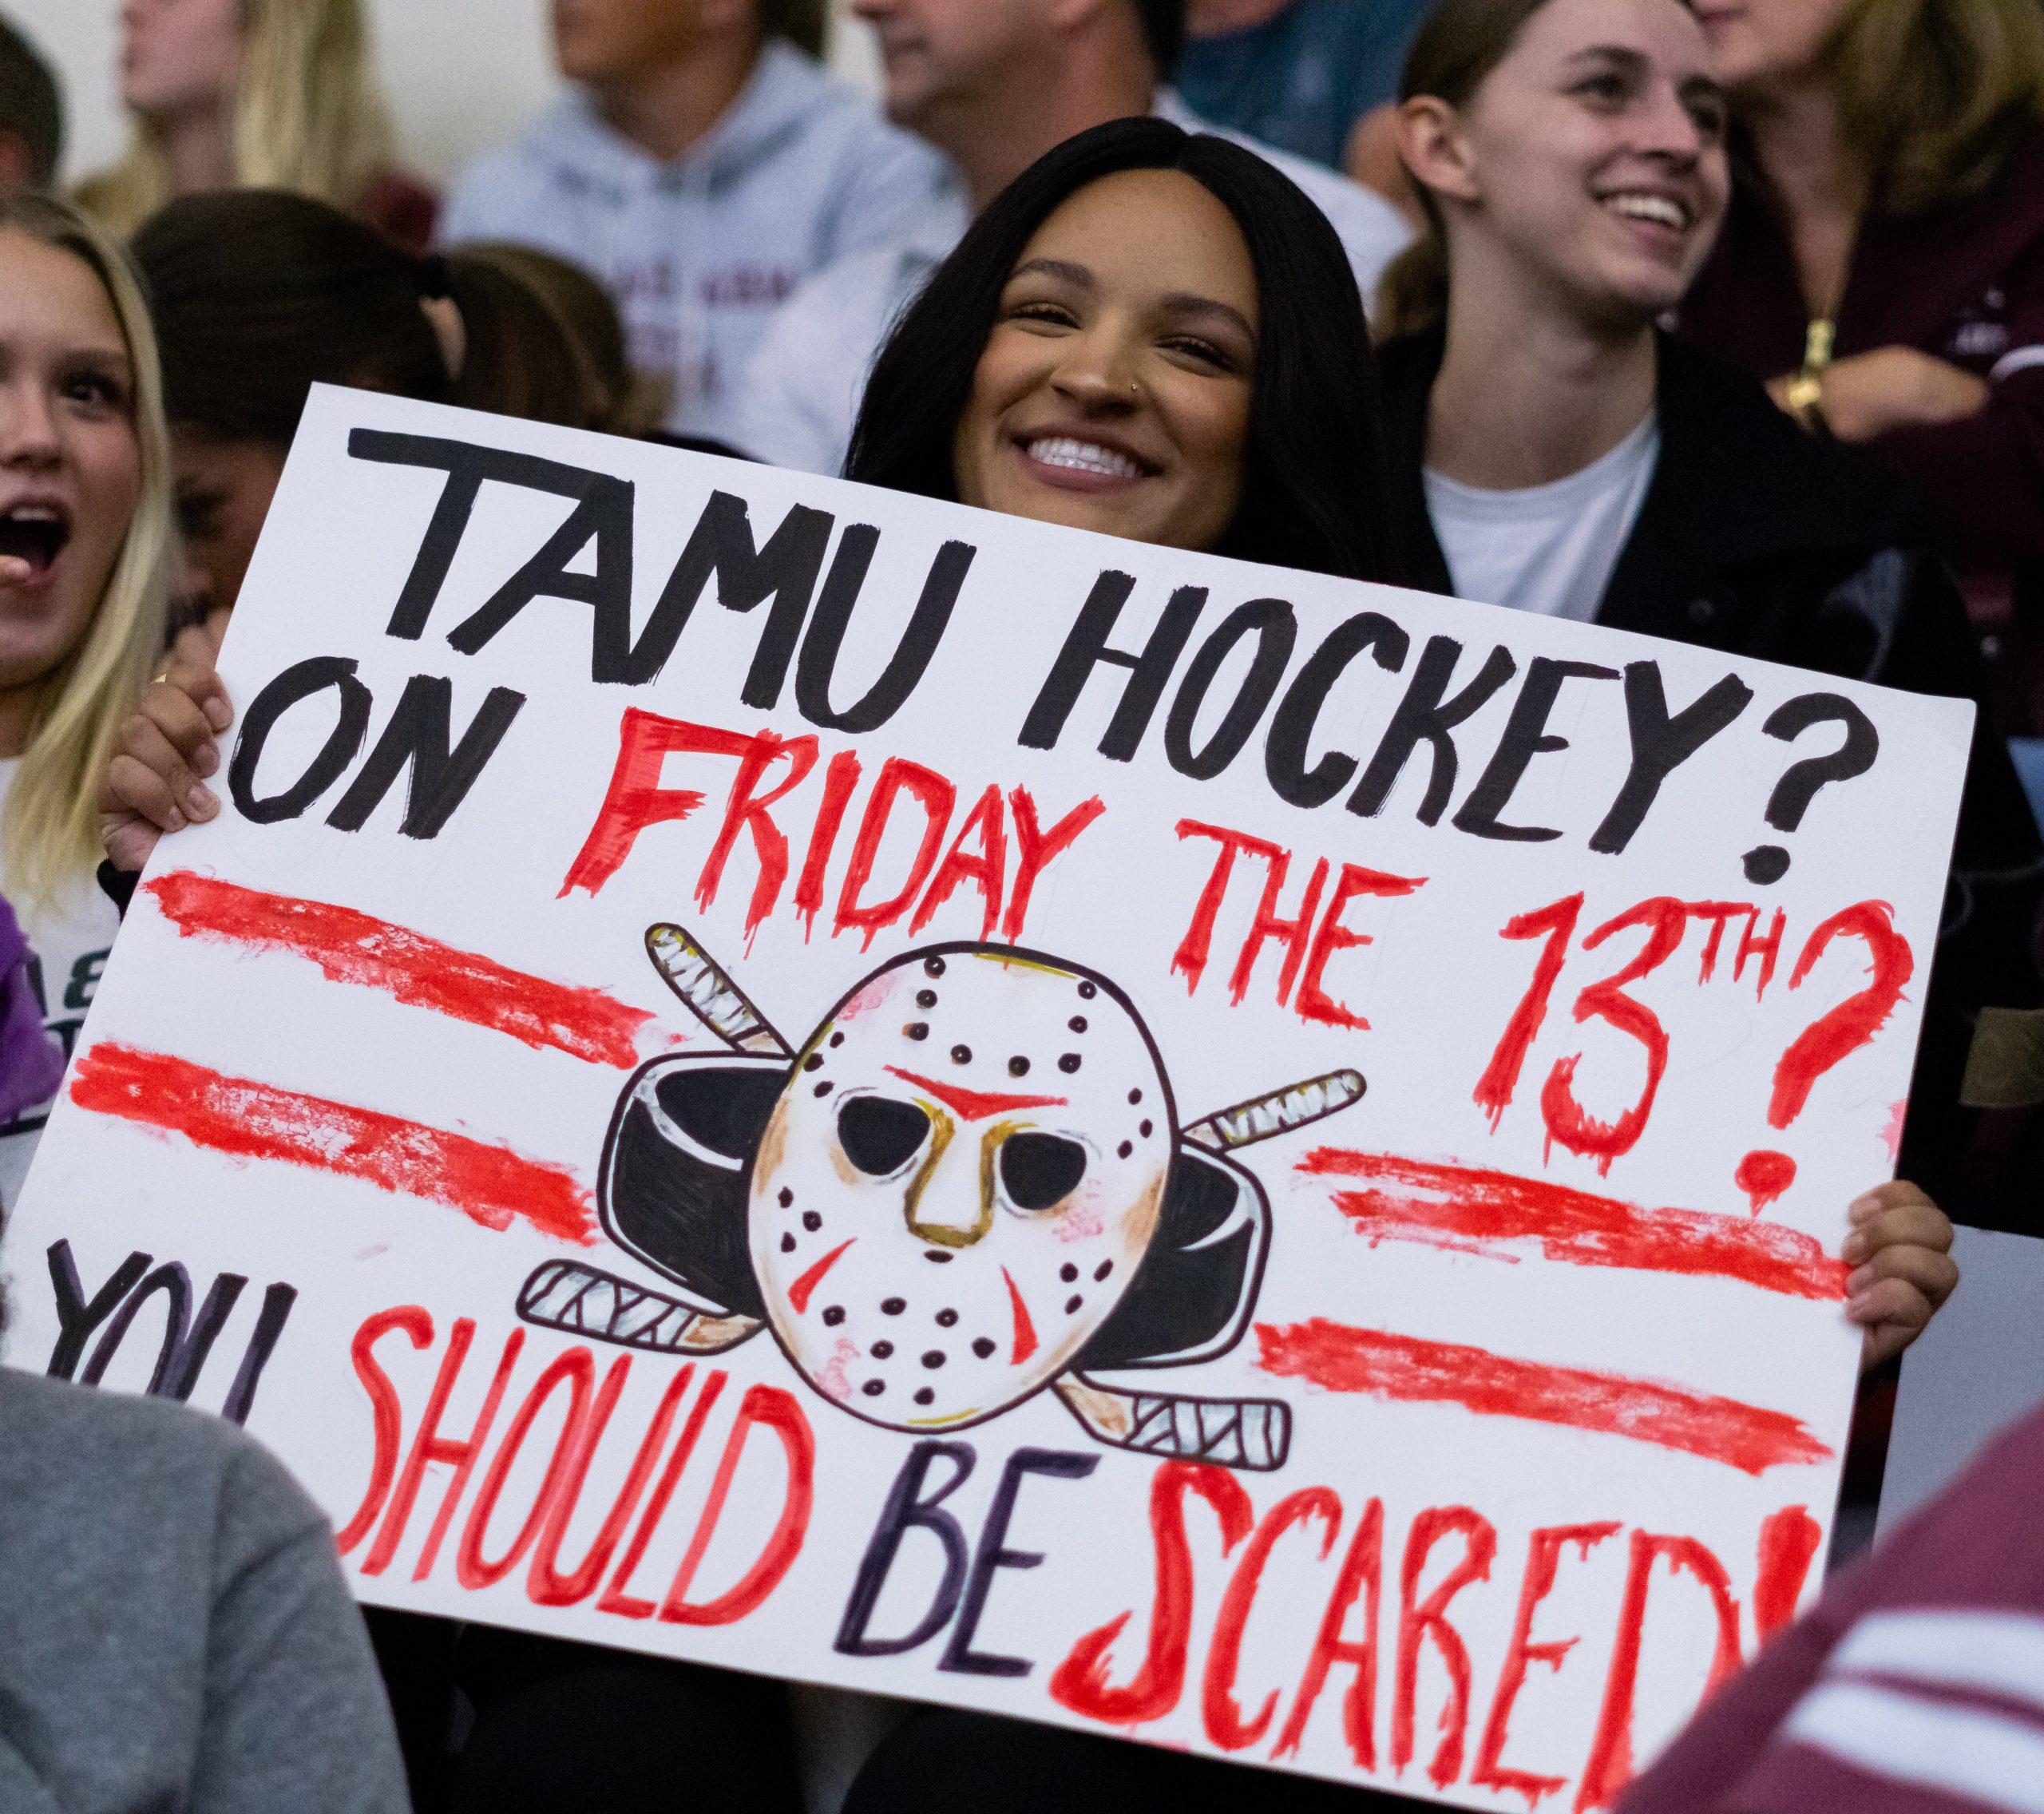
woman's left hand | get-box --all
[1843,1181,1959,1371]
[1770,347,1991,442]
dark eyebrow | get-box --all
[1157,293,1257,342]
[1008,257,1095,290]
[1564,43,1650,73]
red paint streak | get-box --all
[886,1066,1068,1123]
[1735,1149,1797,1214]
[1769,901,1914,1130]
[70,1044,595,1243]
[1256,1320,1832,1476]
[1300,1148,1847,1301]
[145,871,662,1070]
[1003,1266,1040,1364]
[786,1239,854,1314]
[1753,1505,1823,1639]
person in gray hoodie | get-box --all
[438,0,952,446]
[0,1290,409,1813]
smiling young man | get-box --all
[728,0,1411,477]
[439,0,949,444]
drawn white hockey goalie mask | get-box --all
[750,949,1175,1427]
[536,937,1360,1465]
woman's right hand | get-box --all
[98,652,235,873]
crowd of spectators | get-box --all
[0,2,2038,1811]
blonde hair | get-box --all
[0,196,173,907]
[77,0,393,238]
[1824,0,2044,216]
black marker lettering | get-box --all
[1590,663,1754,854]
[1348,637,1517,824]
[1163,600,1297,781]
[1020,575,1206,759]
[1265,611,1410,808]
[325,675,526,838]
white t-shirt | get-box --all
[0,759,121,1213]
[1425,410,1661,622]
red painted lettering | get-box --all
[1296,864,1427,1031]
[1393,1506,1498,1789]
[1472,1523,1622,1807]
[456,1346,598,1590]
[1003,789,1106,942]
[1475,894,1584,1129]
[660,1384,815,1625]
[1276,1495,1383,1766]
[336,1305,433,1555]
[598,1369,729,1618]
[1753,1505,1822,1640]
[1202,1487,1342,1751]
[694,731,818,939]
[529,1361,693,1609]
[794,750,862,937]
[1227,854,1328,1008]
[1050,1463,1254,1726]
[559,711,754,897]
[1575,1531,1742,1811]
[911,784,1006,939]
[835,758,956,949]
[1540,897,1689,1173]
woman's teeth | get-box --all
[1025,438,1143,480]
[1605,192,1688,230]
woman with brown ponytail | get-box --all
[1372,0,2042,1218]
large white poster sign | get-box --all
[6,388,1971,1807]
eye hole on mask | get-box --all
[999,1131,1088,1212]
[836,1095,932,1176]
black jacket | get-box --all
[1379,328,2044,1214]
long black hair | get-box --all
[846,117,1397,586]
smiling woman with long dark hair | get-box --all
[850,115,1400,584]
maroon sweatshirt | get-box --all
[1618,1397,2044,1814]
[1681,125,2044,575]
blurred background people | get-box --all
[1178,0,1430,172]
[129,188,451,642]
[75,0,435,250]
[125,188,657,658]
[438,0,949,446]
[731,0,1412,477]
[1680,0,2044,741]
[447,239,674,437]
[1377,0,2041,1218]
[0,193,173,1210]
[0,13,61,195]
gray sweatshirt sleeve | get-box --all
[188,1444,410,1814]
